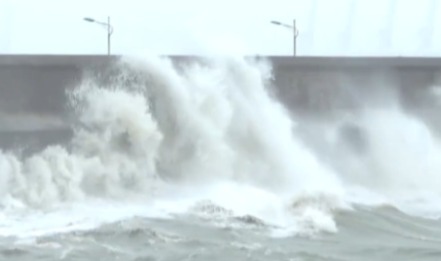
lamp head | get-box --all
[84,17,95,22]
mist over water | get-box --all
[1,55,441,260]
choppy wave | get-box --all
[1,55,441,241]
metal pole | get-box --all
[293,19,297,56]
[107,16,111,55]
[270,19,298,56]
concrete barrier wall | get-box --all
[1,55,441,129]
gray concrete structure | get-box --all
[1,55,440,116]
[1,54,441,114]
[0,55,441,151]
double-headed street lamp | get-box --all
[83,16,113,55]
[271,19,299,56]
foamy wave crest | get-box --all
[0,84,163,207]
[117,56,343,192]
[310,101,441,218]
[0,55,346,236]
[340,108,441,218]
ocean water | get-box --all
[1,56,441,260]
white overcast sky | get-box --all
[1,0,441,56]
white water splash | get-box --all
[3,55,441,239]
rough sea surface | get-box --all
[1,56,441,260]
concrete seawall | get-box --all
[1,55,441,131]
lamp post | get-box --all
[271,19,299,56]
[83,16,113,55]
